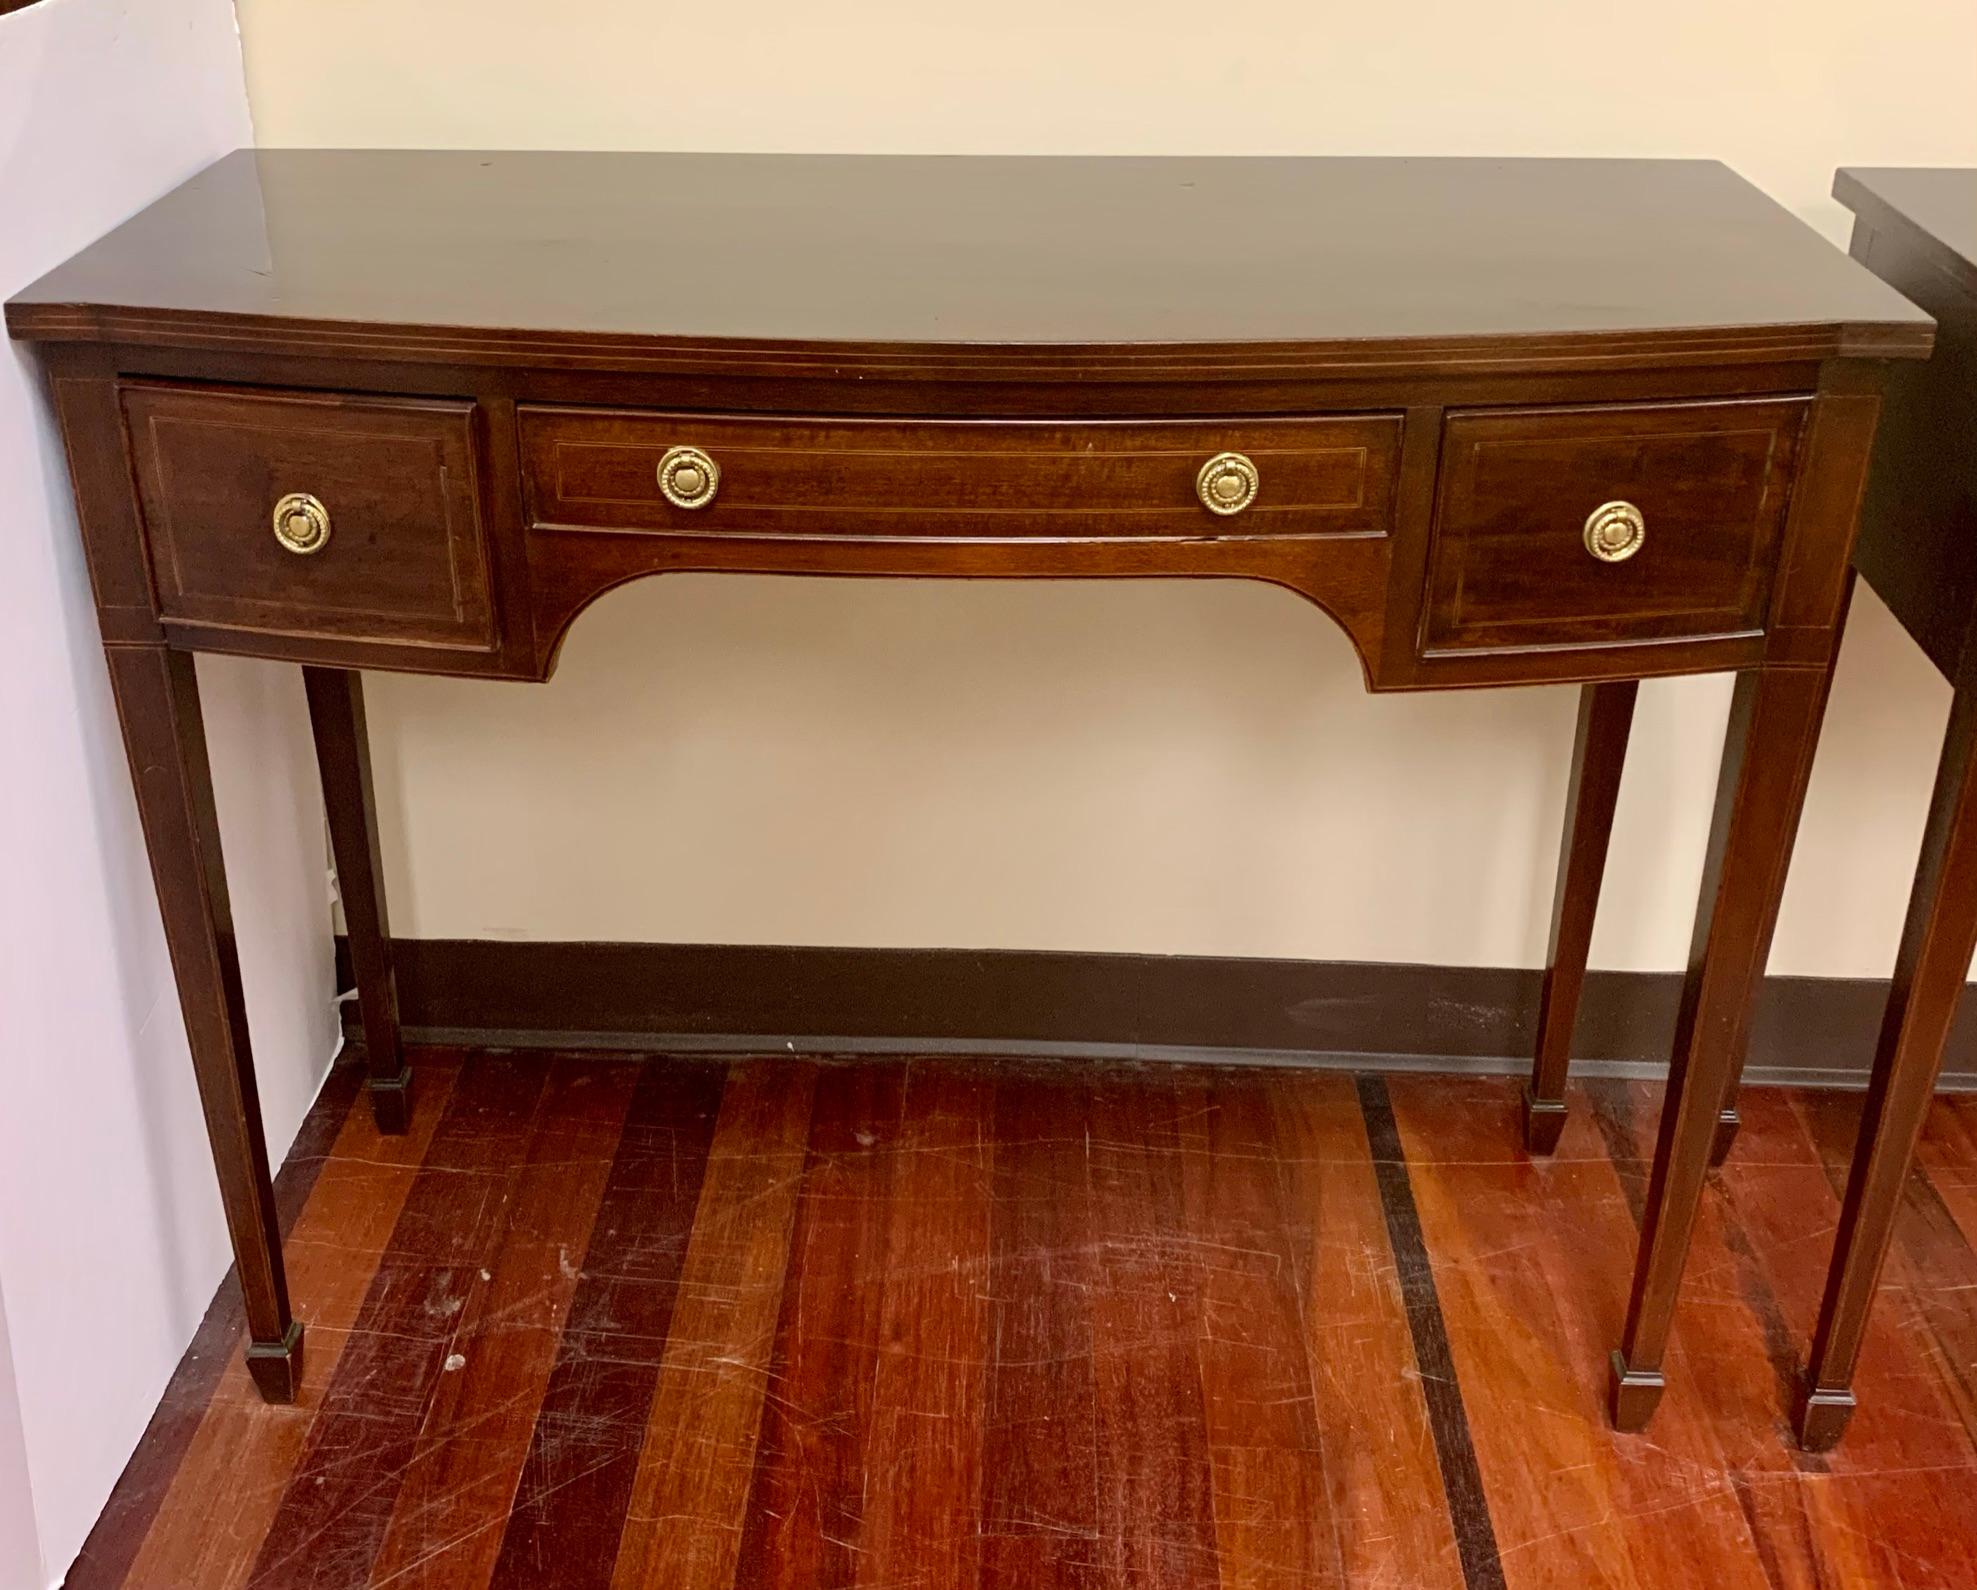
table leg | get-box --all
[103,645,303,1402]
[1795,679,1977,1449]
[303,667,409,1134]
[1526,680,1638,1153]
[1610,665,1833,1431]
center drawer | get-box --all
[518,409,1402,541]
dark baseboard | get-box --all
[334,936,1977,1090]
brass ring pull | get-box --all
[1583,500,1646,563]
[271,492,332,555]
[1196,452,1259,516]
[658,445,720,510]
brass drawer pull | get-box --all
[271,492,332,555]
[1583,500,1645,563]
[1196,452,1259,516]
[658,445,721,509]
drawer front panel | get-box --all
[124,385,494,651]
[1420,398,1808,656]
[520,409,1402,541]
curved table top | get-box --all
[8,151,1935,378]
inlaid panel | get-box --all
[1420,398,1808,657]
[520,409,1403,542]
[124,383,495,653]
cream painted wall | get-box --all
[234,0,1977,978]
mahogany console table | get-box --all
[7,152,1930,1429]
[1784,167,1977,1450]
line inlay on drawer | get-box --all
[123,384,495,653]
[1419,397,1809,657]
[520,409,1402,542]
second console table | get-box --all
[1788,166,1977,1449]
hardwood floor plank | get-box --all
[1599,1080,1977,1587]
[64,1058,365,1590]
[1913,1097,1977,1253]
[67,1056,1977,1590]
[364,1057,642,1589]
[1086,1068,1219,1590]
[855,1058,995,1589]
[1796,1470,1977,1588]
[1798,1090,1977,1449]
[483,1058,728,1590]
[608,1059,818,1590]
[117,1055,464,1590]
[1386,1076,1766,1590]
[1678,1088,1958,1467]
[1764,1090,1977,1581]
[1272,1071,1465,1590]
[1588,1080,1819,1463]
[1354,1075,1504,1590]
[731,1062,909,1590]
[243,1053,552,1589]
[981,1066,1102,1588]
[1590,1080,1846,1588]
[1179,1068,1345,1589]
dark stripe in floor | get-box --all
[1355,1073,1507,1590]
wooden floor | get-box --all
[63,1050,1977,1590]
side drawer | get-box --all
[519,409,1402,541]
[1420,398,1809,656]
[123,384,495,652]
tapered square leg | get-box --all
[1527,681,1636,1155]
[1613,665,1836,1431]
[1797,679,1977,1449]
[105,646,301,1403]
[304,667,410,1136]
